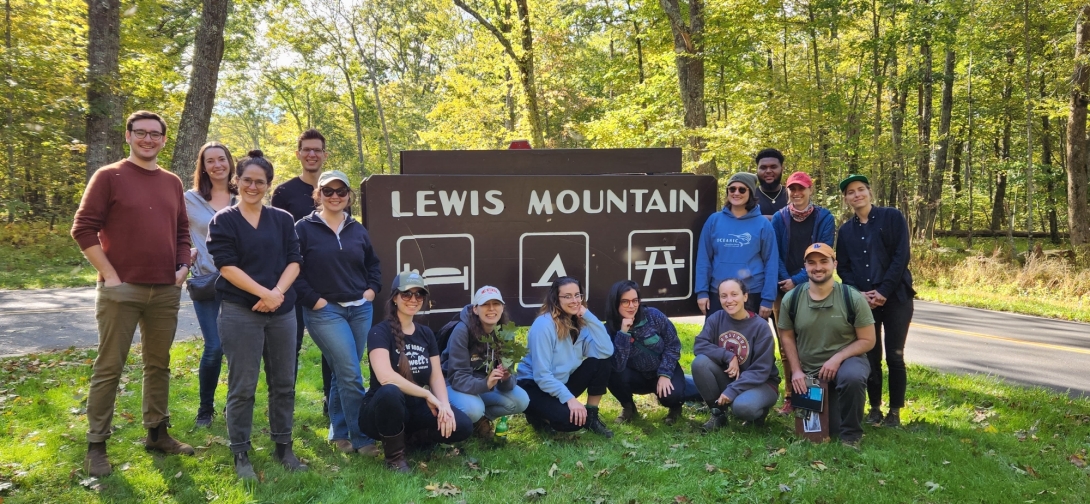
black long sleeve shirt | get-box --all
[835,205,915,304]
[207,206,302,315]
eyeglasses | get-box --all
[131,129,163,140]
[239,177,268,188]
[299,148,325,155]
[321,187,350,197]
[728,186,748,194]
[619,298,640,307]
[559,293,583,301]
[398,290,426,301]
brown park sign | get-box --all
[360,149,718,327]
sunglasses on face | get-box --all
[321,186,350,197]
[398,290,426,301]
[728,186,748,194]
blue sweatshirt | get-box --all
[695,205,779,308]
[516,310,614,403]
[293,211,382,309]
[771,205,835,286]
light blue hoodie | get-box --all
[695,205,779,308]
[516,311,614,403]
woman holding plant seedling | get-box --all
[440,286,530,440]
[516,276,615,438]
[359,271,472,473]
[604,280,686,425]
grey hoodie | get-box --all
[692,310,781,401]
[441,304,516,396]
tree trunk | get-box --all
[923,49,955,239]
[85,0,123,180]
[951,140,963,231]
[913,37,934,237]
[5,0,14,222]
[991,50,1015,231]
[170,0,230,182]
[1041,76,1060,243]
[658,0,713,176]
[1066,5,1090,246]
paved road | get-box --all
[2,288,1088,397]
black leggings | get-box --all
[867,299,913,409]
[518,357,611,432]
[607,364,686,408]
[359,384,473,443]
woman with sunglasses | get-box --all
[440,286,530,439]
[184,141,237,428]
[293,170,382,457]
[604,280,686,425]
[516,276,615,438]
[359,271,471,473]
[207,150,305,480]
[695,172,779,319]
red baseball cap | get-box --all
[785,171,813,188]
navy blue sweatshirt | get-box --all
[207,205,302,315]
[835,205,915,303]
[293,211,382,309]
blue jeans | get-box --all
[193,298,224,412]
[303,302,375,450]
[446,384,530,423]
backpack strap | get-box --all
[840,283,857,326]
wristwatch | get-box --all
[176,264,189,271]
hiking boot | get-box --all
[584,406,614,438]
[234,451,256,480]
[752,410,769,427]
[702,407,728,432]
[881,409,901,428]
[841,437,862,450]
[145,423,195,455]
[84,442,112,477]
[663,405,683,426]
[194,407,214,428]
[526,414,557,436]
[472,417,495,440]
[273,441,307,472]
[775,397,794,415]
[615,403,637,424]
[865,408,884,426]
[383,430,411,473]
[357,443,381,457]
[332,439,354,454]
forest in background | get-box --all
[3,0,1090,247]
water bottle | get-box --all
[495,415,509,443]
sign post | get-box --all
[360,149,717,327]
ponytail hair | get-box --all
[385,290,417,380]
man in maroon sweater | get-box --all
[71,111,195,477]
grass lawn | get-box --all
[1,323,1089,503]
[0,223,97,290]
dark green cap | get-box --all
[839,174,870,192]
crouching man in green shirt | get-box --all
[778,243,876,448]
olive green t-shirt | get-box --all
[777,282,875,374]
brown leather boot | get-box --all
[383,430,411,473]
[84,442,112,477]
[144,423,195,455]
[473,418,495,440]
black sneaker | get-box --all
[702,407,728,432]
[525,414,557,435]
[865,408,884,425]
[584,406,614,438]
[881,409,901,427]
[195,407,214,428]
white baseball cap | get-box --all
[473,285,504,305]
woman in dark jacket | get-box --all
[604,280,686,425]
[207,150,305,480]
[293,170,382,457]
[691,278,781,431]
[440,286,529,439]
[836,174,915,428]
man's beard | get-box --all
[808,272,832,285]
[760,176,783,192]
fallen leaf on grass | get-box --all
[674,496,690,503]
[769,447,787,457]
[424,482,461,497]
[0,481,11,491]
[1069,453,1087,468]
[173,472,182,479]
[764,463,777,471]
[661,460,680,469]
[524,488,547,499]
[810,460,827,472]
[878,479,886,486]
[576,461,584,471]
[778,484,791,492]
[548,463,558,477]
[594,469,609,478]
[705,463,716,473]
[621,440,638,449]
[1024,465,1038,478]
[78,477,102,491]
[924,481,943,493]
